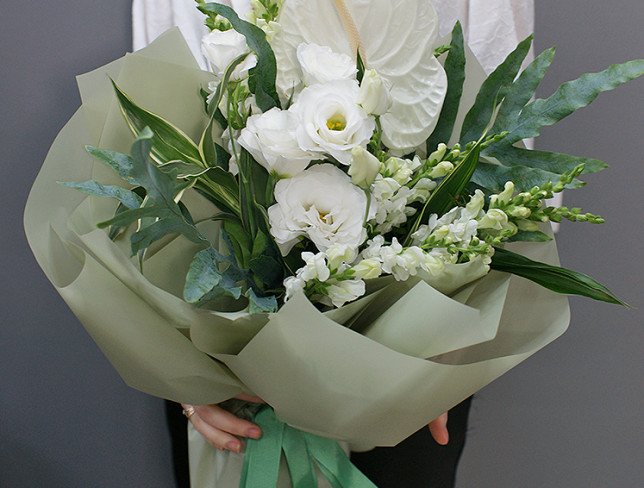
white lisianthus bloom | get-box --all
[325,280,366,308]
[296,43,357,86]
[237,108,320,177]
[268,164,369,254]
[348,147,380,189]
[358,69,393,116]
[201,29,257,80]
[290,79,376,164]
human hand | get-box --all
[428,412,449,445]
[182,393,265,453]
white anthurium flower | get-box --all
[268,164,370,254]
[290,79,375,164]
[201,29,257,80]
[297,43,357,86]
[237,108,321,177]
[358,69,393,115]
[348,146,380,189]
[273,0,447,150]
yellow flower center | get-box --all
[326,113,347,131]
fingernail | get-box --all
[226,440,241,453]
[246,427,262,439]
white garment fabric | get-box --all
[132,0,534,74]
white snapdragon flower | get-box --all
[348,147,380,189]
[201,29,257,80]
[237,108,320,177]
[370,176,415,234]
[351,258,383,280]
[358,69,393,116]
[382,156,422,186]
[290,79,375,164]
[325,280,366,308]
[268,164,369,254]
[297,43,356,86]
[284,275,305,301]
[325,244,359,272]
[300,252,331,282]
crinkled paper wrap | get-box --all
[24,29,570,470]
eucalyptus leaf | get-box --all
[198,3,280,111]
[426,21,466,153]
[111,80,204,166]
[460,35,533,144]
[184,248,224,304]
[491,247,626,306]
[246,288,278,314]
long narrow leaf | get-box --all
[491,247,626,306]
[503,59,644,144]
[59,181,142,209]
[111,80,204,166]
[460,35,533,144]
[198,3,280,111]
[487,146,608,175]
[426,22,466,152]
[473,160,584,193]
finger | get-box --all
[428,412,449,445]
[235,393,265,404]
[189,409,245,453]
[194,404,262,440]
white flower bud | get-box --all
[429,161,454,178]
[509,206,531,219]
[326,244,359,272]
[478,209,511,231]
[428,143,448,163]
[201,29,257,80]
[326,280,366,308]
[358,69,393,116]
[348,146,381,189]
[352,258,383,280]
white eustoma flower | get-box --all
[290,79,375,164]
[268,164,369,254]
[273,0,447,150]
[325,280,366,308]
[348,147,380,189]
[297,43,357,86]
[358,69,393,115]
[237,108,320,177]
[201,29,257,80]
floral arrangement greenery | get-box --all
[25,0,643,486]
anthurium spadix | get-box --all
[273,0,448,151]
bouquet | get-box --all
[24,0,642,486]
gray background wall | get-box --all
[1,1,641,487]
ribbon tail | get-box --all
[282,426,319,488]
[239,407,284,488]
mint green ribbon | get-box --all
[240,407,377,488]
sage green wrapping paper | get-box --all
[25,29,571,485]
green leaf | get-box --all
[357,50,366,84]
[491,247,626,306]
[184,248,224,303]
[130,218,203,256]
[198,3,281,111]
[485,146,608,176]
[426,21,466,153]
[193,166,241,217]
[223,220,253,268]
[472,159,584,193]
[492,47,556,133]
[85,146,137,185]
[111,80,203,166]
[460,35,533,144]
[502,59,644,144]
[59,180,142,209]
[405,145,481,245]
[507,230,553,243]
[245,288,278,314]
[157,161,211,178]
[97,206,167,229]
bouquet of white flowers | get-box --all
[24,0,642,486]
